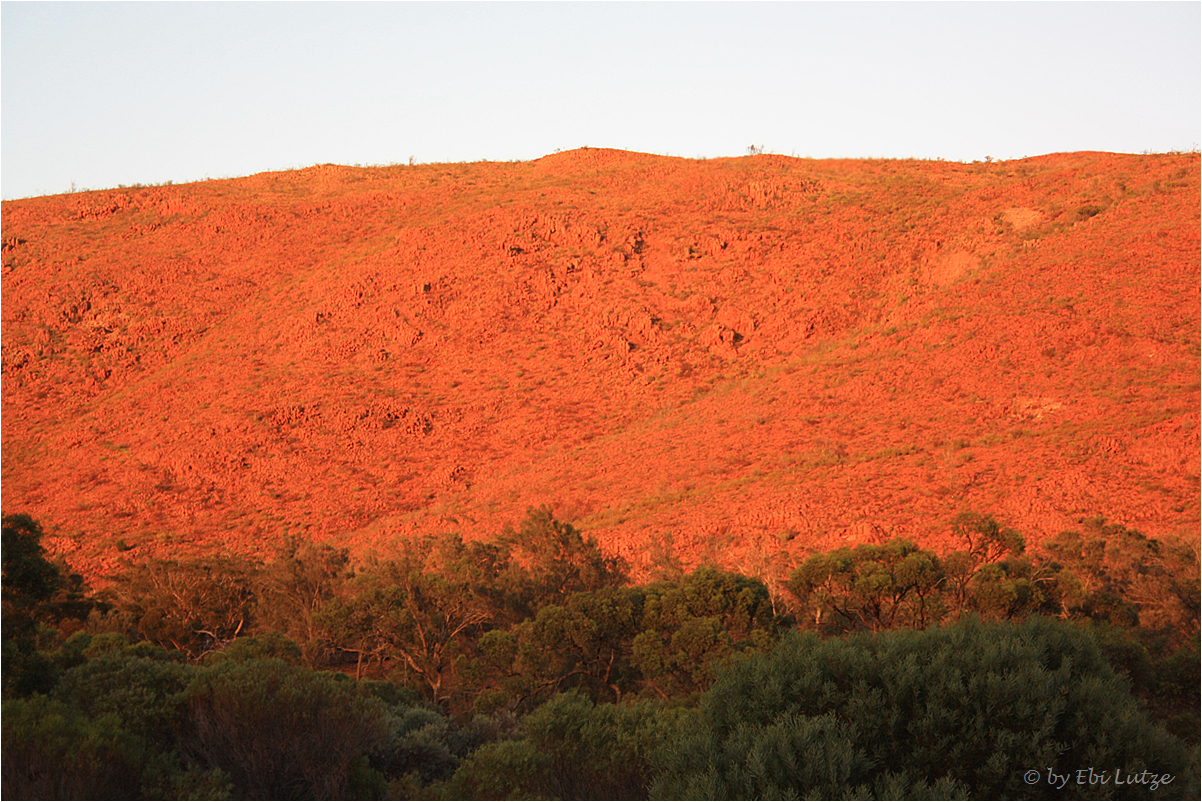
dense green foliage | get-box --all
[1,513,97,697]
[449,691,689,800]
[787,513,1199,639]
[2,507,1197,799]
[2,695,146,799]
[180,659,389,798]
[654,617,1196,800]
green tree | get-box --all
[787,539,945,632]
[517,585,644,705]
[106,556,258,660]
[1145,633,1201,744]
[943,512,1025,616]
[966,557,1047,620]
[632,566,784,699]
[318,535,496,700]
[203,631,303,665]
[950,512,1025,564]
[254,536,353,666]
[498,506,628,613]
[44,641,237,799]
[368,701,511,794]
[2,513,96,696]
[52,644,192,744]
[2,513,62,644]
[1042,518,1199,635]
[468,568,790,712]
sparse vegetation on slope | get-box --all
[2,150,1198,583]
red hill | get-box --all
[2,149,1198,583]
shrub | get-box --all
[652,616,1196,799]
[179,658,388,799]
[53,651,192,744]
[1,696,144,799]
[450,691,686,800]
[202,631,303,665]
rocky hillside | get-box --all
[2,149,1198,582]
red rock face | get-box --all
[2,149,1198,583]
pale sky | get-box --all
[2,1,1199,200]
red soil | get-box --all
[2,149,1198,586]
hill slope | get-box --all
[2,149,1198,581]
